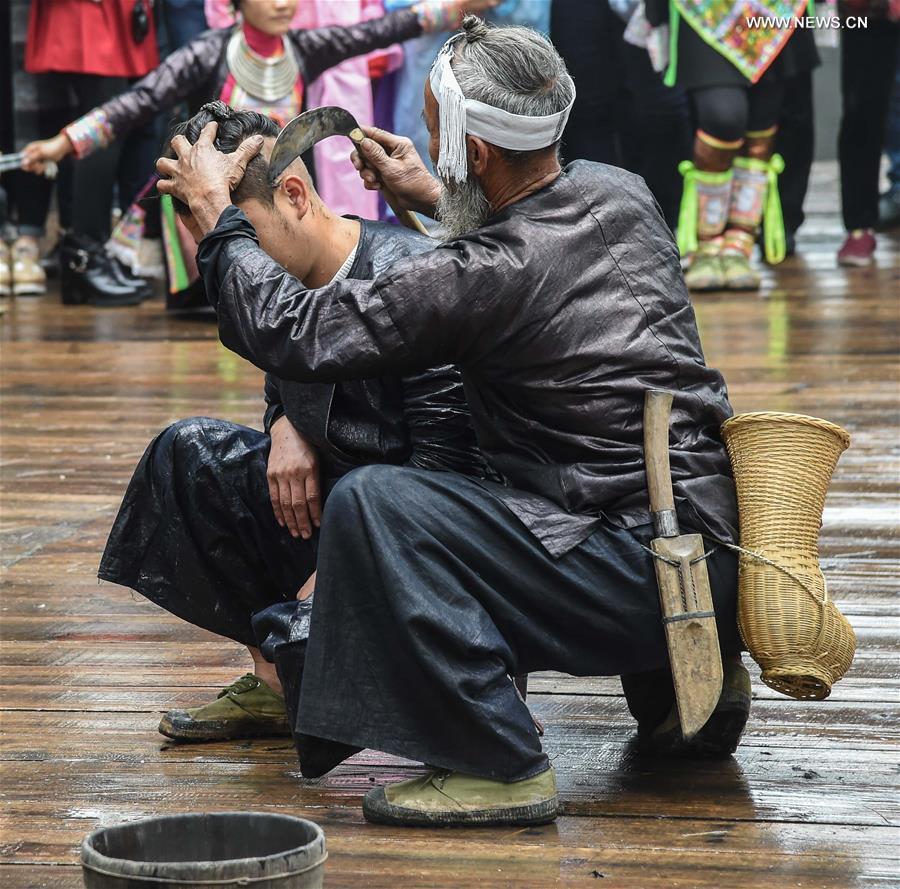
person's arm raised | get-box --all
[24,37,216,168]
[350,126,442,217]
[298,1,500,84]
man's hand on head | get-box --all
[156,121,264,235]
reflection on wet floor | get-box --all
[1,162,898,888]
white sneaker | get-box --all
[12,237,47,296]
[136,238,166,279]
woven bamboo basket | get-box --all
[721,412,856,700]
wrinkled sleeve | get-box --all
[263,374,285,434]
[65,36,216,157]
[198,206,476,382]
[295,8,423,83]
[400,365,492,477]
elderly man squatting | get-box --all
[157,16,750,827]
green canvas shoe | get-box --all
[363,766,560,827]
[640,659,752,758]
[721,251,761,290]
[684,250,725,291]
[158,674,291,742]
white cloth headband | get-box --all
[428,35,575,183]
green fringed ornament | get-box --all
[676,161,733,258]
[730,153,786,264]
[160,193,191,294]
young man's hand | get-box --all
[267,416,322,540]
[156,122,263,234]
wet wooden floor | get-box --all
[1,164,898,887]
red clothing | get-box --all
[26,0,159,78]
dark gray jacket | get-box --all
[89,10,422,140]
[200,161,738,556]
[263,219,493,480]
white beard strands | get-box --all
[436,176,492,241]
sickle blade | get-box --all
[267,106,360,185]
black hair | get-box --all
[166,101,279,214]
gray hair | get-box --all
[450,16,575,158]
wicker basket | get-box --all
[721,412,856,700]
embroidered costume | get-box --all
[644,0,819,290]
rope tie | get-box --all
[717,540,828,611]
[640,539,827,611]
[639,542,718,568]
[640,537,832,656]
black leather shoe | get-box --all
[109,255,153,300]
[61,234,144,307]
[40,235,64,279]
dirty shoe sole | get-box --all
[13,282,47,296]
[686,704,750,757]
[640,695,750,759]
[362,788,560,827]
[158,710,291,742]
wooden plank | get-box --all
[2,639,896,675]
[2,709,897,827]
[4,831,899,889]
[1,163,898,889]
[1,661,897,707]
[3,705,899,762]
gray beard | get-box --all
[435,176,492,241]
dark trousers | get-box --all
[70,74,129,241]
[887,55,900,193]
[838,16,900,231]
[160,0,208,52]
[99,418,317,647]
[29,73,129,242]
[690,82,785,142]
[551,0,691,229]
[839,20,900,231]
[101,420,741,784]
[10,159,73,238]
[9,70,75,236]
[776,73,815,237]
[294,465,741,783]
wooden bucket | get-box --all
[81,812,327,888]
[721,412,856,700]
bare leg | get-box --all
[246,569,318,695]
[296,570,316,601]
[249,645,284,696]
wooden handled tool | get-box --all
[268,106,430,237]
[644,389,723,739]
[347,129,430,236]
